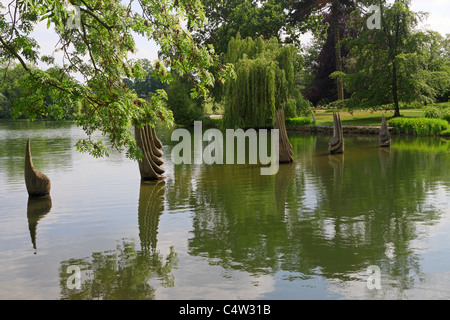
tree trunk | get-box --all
[392,60,400,117]
[274,109,293,163]
[391,2,401,117]
[332,2,344,101]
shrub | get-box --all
[285,117,314,127]
[166,75,204,126]
[295,96,313,117]
[0,93,12,119]
[388,117,449,135]
[324,99,347,110]
[284,98,297,119]
[202,117,223,129]
[424,106,443,119]
[443,110,450,123]
[426,103,450,123]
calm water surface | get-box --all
[0,121,449,300]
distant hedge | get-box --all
[285,117,314,127]
[424,104,450,123]
[388,117,449,135]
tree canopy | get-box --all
[334,0,450,116]
[222,35,299,129]
[0,0,234,159]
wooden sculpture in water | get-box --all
[328,112,344,154]
[379,114,391,147]
[274,109,293,163]
[135,124,165,180]
[25,138,51,197]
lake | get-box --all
[0,121,449,299]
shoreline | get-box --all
[2,119,449,138]
[287,124,450,138]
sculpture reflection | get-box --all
[59,181,176,300]
[183,133,445,296]
[378,147,391,177]
[275,163,294,215]
[328,153,344,187]
[27,195,52,252]
[138,180,166,252]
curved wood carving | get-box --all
[25,138,51,197]
[379,114,391,147]
[151,125,163,150]
[274,109,293,163]
[135,125,165,181]
[328,112,344,154]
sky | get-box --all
[1,0,449,67]
[410,0,450,36]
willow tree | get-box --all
[223,35,297,129]
[0,0,234,160]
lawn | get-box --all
[313,109,425,127]
[203,102,450,135]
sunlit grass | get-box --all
[313,109,425,126]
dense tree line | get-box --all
[0,63,81,120]
[1,0,449,135]
[333,0,450,116]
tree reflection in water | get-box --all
[59,181,177,300]
[184,133,448,296]
[56,132,448,299]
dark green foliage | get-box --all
[295,95,314,117]
[223,35,298,128]
[424,106,444,119]
[444,113,450,124]
[0,0,234,160]
[122,59,167,99]
[335,1,450,117]
[166,75,204,126]
[0,63,79,120]
[202,117,223,129]
[0,92,11,118]
[425,103,450,123]
[195,0,289,55]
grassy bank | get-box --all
[288,103,450,136]
[191,102,450,136]
[312,109,425,127]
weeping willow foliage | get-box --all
[223,35,297,129]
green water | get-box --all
[0,121,449,299]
